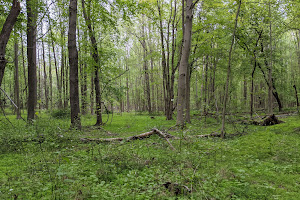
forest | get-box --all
[0,0,300,199]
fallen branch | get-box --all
[80,128,176,150]
[192,132,221,138]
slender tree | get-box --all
[81,0,103,125]
[220,0,242,138]
[68,0,81,129]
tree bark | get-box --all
[220,0,241,138]
[27,0,37,121]
[140,22,152,114]
[176,0,193,126]
[293,85,299,114]
[82,0,102,125]
[68,0,81,129]
[42,39,48,109]
[48,42,53,110]
[268,2,273,114]
[14,32,21,119]
[0,0,21,86]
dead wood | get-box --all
[260,114,284,126]
[80,128,176,150]
[163,182,191,195]
[192,132,221,138]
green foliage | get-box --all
[0,112,300,199]
[50,108,71,119]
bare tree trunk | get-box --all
[0,0,21,86]
[14,32,21,119]
[27,0,37,121]
[243,74,247,108]
[203,56,208,115]
[220,0,241,138]
[176,0,194,126]
[42,40,48,109]
[126,61,130,112]
[268,2,273,114]
[82,0,102,125]
[185,64,191,123]
[38,50,41,110]
[141,24,152,114]
[50,27,62,108]
[68,0,81,129]
[48,43,53,110]
[20,33,27,105]
[293,85,299,114]
[90,72,94,115]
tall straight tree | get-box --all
[176,0,195,126]
[81,0,103,126]
[14,31,21,119]
[68,0,81,129]
[220,0,242,138]
[0,0,20,86]
[27,0,37,121]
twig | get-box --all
[0,86,18,108]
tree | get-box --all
[68,0,81,129]
[0,0,20,86]
[27,0,37,121]
[81,0,103,126]
[220,0,242,138]
[176,0,195,126]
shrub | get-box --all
[51,109,70,119]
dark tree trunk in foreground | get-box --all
[27,0,37,121]
[220,0,241,138]
[68,0,81,129]
[82,0,102,125]
[0,0,21,86]
[176,0,194,126]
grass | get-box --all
[0,110,299,199]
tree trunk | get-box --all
[68,0,81,129]
[293,85,299,114]
[38,50,41,110]
[90,72,94,115]
[14,32,21,119]
[50,27,62,108]
[250,63,256,118]
[176,0,193,126]
[48,42,53,110]
[27,0,37,121]
[0,0,21,86]
[220,0,241,138]
[82,0,102,125]
[185,64,191,123]
[126,60,130,112]
[20,33,27,106]
[268,2,273,114]
[42,40,48,109]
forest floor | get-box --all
[0,110,299,199]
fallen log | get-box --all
[260,114,284,126]
[192,132,221,138]
[80,128,176,150]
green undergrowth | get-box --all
[0,112,299,199]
